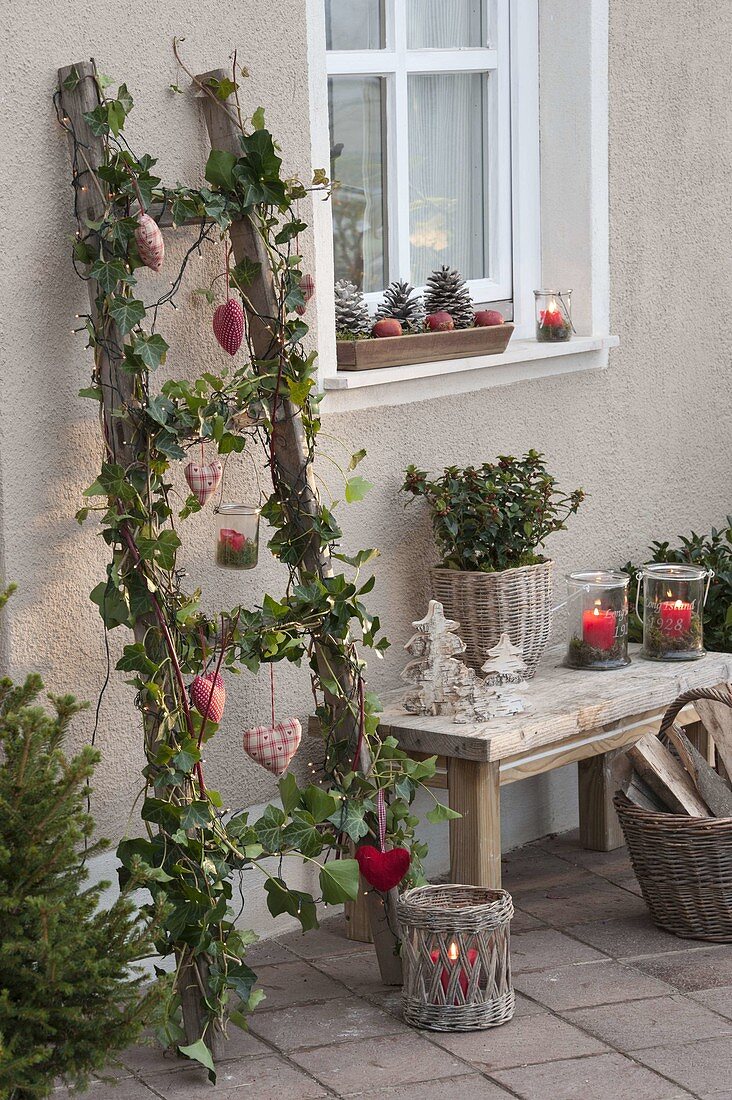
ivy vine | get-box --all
[57,50,450,1077]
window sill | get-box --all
[319,334,619,412]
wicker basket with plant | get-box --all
[402,452,585,675]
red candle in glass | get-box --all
[582,604,616,651]
[430,941,478,1001]
[539,307,564,327]
[660,599,692,636]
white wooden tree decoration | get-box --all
[401,601,466,716]
[477,633,530,717]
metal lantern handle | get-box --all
[634,573,644,623]
[703,568,715,605]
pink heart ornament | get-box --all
[184,459,223,506]
[243,718,302,777]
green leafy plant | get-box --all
[0,586,157,1100]
[402,451,585,572]
[57,52,438,1074]
[624,518,732,651]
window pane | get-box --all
[408,72,488,286]
[328,76,387,293]
[325,0,384,50]
[407,0,484,48]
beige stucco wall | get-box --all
[1,0,730,871]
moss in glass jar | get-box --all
[567,634,626,669]
[536,316,572,342]
[216,528,258,569]
[643,611,703,659]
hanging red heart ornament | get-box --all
[190,672,226,724]
[135,213,165,273]
[243,718,302,777]
[295,273,315,316]
[184,459,223,507]
[355,845,411,893]
[213,299,244,355]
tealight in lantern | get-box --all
[214,503,260,569]
[636,563,713,661]
[565,570,630,670]
[534,289,573,342]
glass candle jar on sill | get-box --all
[214,503,260,570]
[565,570,630,671]
[534,289,573,342]
[636,563,712,661]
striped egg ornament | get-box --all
[134,213,165,273]
[213,299,244,355]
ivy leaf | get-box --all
[274,219,307,245]
[255,805,286,852]
[179,1039,215,1083]
[116,83,134,115]
[224,962,257,1002]
[426,803,462,824]
[132,333,169,370]
[61,65,80,91]
[142,797,182,830]
[137,530,181,570]
[180,801,211,830]
[116,642,158,676]
[282,813,323,858]
[78,385,102,401]
[108,296,145,335]
[205,149,237,190]
[303,785,339,823]
[332,548,380,569]
[348,449,367,470]
[264,877,318,931]
[287,378,313,407]
[89,260,129,295]
[206,76,237,101]
[278,772,301,815]
[83,104,110,136]
[329,800,369,843]
[146,394,175,427]
[345,476,373,504]
[90,580,130,629]
[171,192,200,226]
[230,256,261,290]
[319,859,360,904]
[251,106,266,130]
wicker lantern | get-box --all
[397,885,514,1032]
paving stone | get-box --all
[149,1054,329,1098]
[312,948,394,995]
[215,1024,274,1060]
[564,993,732,1051]
[532,830,631,874]
[510,928,608,972]
[509,908,547,933]
[356,1075,514,1098]
[429,1012,608,1069]
[248,995,407,1051]
[243,938,300,967]
[120,1043,192,1077]
[279,923,375,960]
[566,914,690,958]
[255,959,347,1010]
[290,1032,467,1095]
[688,986,732,1020]
[54,1082,156,1099]
[492,1051,693,1099]
[515,877,647,926]
[513,960,674,1011]
[502,847,597,896]
[633,1036,732,1095]
[628,946,732,993]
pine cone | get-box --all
[424,266,474,329]
[375,280,426,333]
[334,279,371,337]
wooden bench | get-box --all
[376,644,732,889]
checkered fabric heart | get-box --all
[213,299,244,355]
[295,273,315,316]
[243,717,302,776]
[184,459,223,507]
[190,673,226,724]
[135,213,165,273]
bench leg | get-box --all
[447,758,501,887]
[578,750,629,851]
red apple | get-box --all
[372,318,403,338]
[474,309,505,327]
[426,311,454,332]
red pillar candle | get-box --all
[539,307,564,327]
[430,941,479,1001]
[582,605,617,651]
[660,599,692,636]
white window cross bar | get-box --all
[326,48,498,76]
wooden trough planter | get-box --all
[337,323,514,372]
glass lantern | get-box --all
[565,570,631,670]
[534,289,573,342]
[214,503,260,569]
[637,563,713,661]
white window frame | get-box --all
[325,1,514,308]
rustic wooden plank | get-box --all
[683,718,715,766]
[627,733,711,816]
[337,323,514,371]
[621,772,668,812]
[378,647,732,763]
[578,749,632,851]
[664,724,732,817]
[695,696,732,778]
[447,759,501,888]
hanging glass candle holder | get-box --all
[565,570,630,670]
[214,503,260,569]
[637,563,713,661]
[534,289,573,342]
